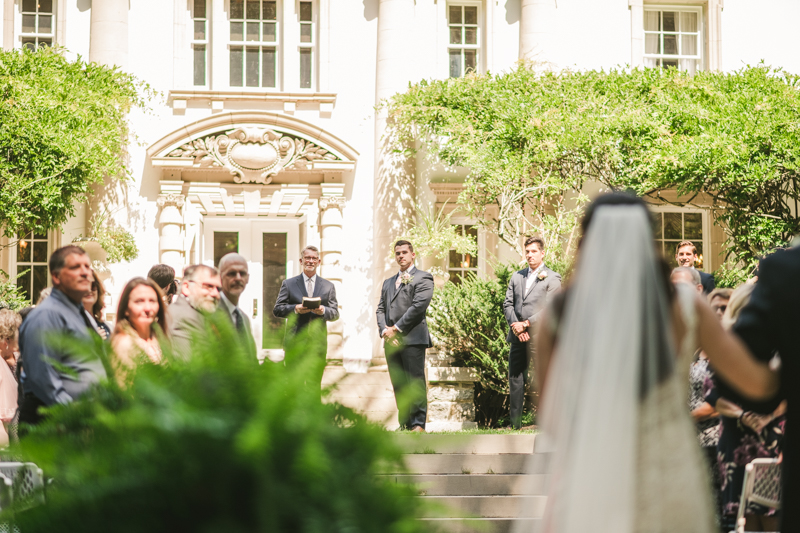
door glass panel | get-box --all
[263,233,287,349]
[214,232,239,267]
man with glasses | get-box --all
[169,264,222,360]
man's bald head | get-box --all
[219,253,250,305]
[671,267,702,294]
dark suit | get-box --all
[376,267,434,429]
[273,273,339,357]
[699,270,715,295]
[503,265,562,428]
[733,247,799,532]
[217,293,257,359]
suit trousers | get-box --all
[508,341,530,429]
[17,392,46,437]
[386,343,427,429]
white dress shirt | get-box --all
[296,272,324,313]
[391,265,416,332]
[525,263,545,294]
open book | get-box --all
[303,296,322,309]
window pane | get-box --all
[694,242,704,269]
[33,265,48,303]
[300,23,312,43]
[38,14,52,33]
[230,47,243,86]
[681,11,697,32]
[300,2,313,22]
[214,232,239,267]
[22,14,35,33]
[300,48,312,89]
[194,0,206,19]
[39,0,52,12]
[662,58,679,69]
[33,231,46,239]
[21,38,36,51]
[682,34,697,56]
[246,21,260,41]
[38,38,52,48]
[16,241,31,263]
[264,1,277,20]
[464,6,477,24]
[262,47,276,87]
[645,33,659,54]
[652,213,662,239]
[231,0,244,19]
[664,213,682,240]
[230,21,244,41]
[662,11,677,32]
[193,45,206,85]
[262,232,287,348]
[644,11,659,31]
[22,0,35,12]
[16,271,31,300]
[449,6,462,24]
[245,46,260,87]
[194,20,206,40]
[450,27,462,45]
[464,49,477,73]
[33,241,47,263]
[465,27,477,45]
[449,249,461,269]
[263,22,276,41]
[246,0,260,20]
[684,213,702,239]
[449,49,462,78]
[663,34,678,55]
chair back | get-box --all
[734,458,781,533]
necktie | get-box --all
[395,274,402,290]
[307,277,314,296]
[232,308,245,335]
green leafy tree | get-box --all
[10,317,428,533]
[0,46,153,238]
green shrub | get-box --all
[0,270,28,310]
[428,264,523,427]
[11,317,427,533]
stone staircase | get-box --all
[389,434,544,532]
[323,364,401,430]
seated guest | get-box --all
[670,266,703,294]
[0,310,20,445]
[110,278,167,386]
[708,288,732,320]
[147,264,178,305]
[18,245,107,427]
[217,253,257,358]
[83,270,111,339]
[169,265,221,360]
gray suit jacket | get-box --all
[168,295,208,360]
[503,265,562,344]
[18,288,107,405]
[216,293,258,358]
[376,268,434,347]
[273,274,339,335]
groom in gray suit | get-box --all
[503,236,562,429]
[377,240,435,432]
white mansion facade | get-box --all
[0,0,798,369]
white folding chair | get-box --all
[0,463,45,512]
[733,458,781,533]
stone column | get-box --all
[320,197,345,362]
[629,0,644,68]
[89,0,129,69]
[3,0,14,51]
[519,0,557,64]
[157,194,186,275]
[373,0,416,357]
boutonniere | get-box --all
[400,271,414,285]
[537,270,548,281]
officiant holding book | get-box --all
[273,246,339,377]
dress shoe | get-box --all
[410,426,425,433]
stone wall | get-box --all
[425,350,478,431]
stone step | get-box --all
[420,518,539,533]
[332,396,398,411]
[392,474,545,496]
[326,384,395,398]
[396,434,536,455]
[401,454,531,475]
[422,495,546,519]
[322,368,392,385]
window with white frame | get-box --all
[229,0,278,88]
[20,0,55,50]
[652,209,707,269]
[644,7,702,74]
[448,4,480,78]
[298,1,315,89]
[448,224,479,284]
[14,232,50,302]
[192,0,208,86]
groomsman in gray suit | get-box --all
[377,240,435,432]
[503,236,562,429]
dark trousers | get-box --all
[386,344,427,429]
[17,393,46,437]
[509,341,530,429]
[285,326,328,396]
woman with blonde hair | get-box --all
[110,278,168,385]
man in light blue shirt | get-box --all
[18,245,107,426]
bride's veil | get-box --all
[519,205,677,533]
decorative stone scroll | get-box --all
[319,196,346,211]
[166,127,339,184]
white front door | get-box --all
[202,219,300,352]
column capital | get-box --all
[319,196,346,211]
[157,193,185,209]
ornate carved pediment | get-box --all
[166,127,339,184]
